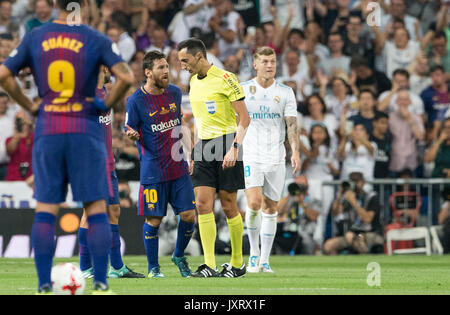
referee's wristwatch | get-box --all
[232,142,241,150]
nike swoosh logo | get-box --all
[149,111,157,117]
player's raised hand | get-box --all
[124,124,140,141]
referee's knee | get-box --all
[195,199,214,215]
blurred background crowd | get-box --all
[1,0,450,256]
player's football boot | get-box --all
[148,267,165,278]
[92,282,115,295]
[219,263,246,278]
[171,256,192,278]
[259,263,274,273]
[108,265,145,278]
[247,256,260,273]
[81,267,94,279]
[190,264,220,278]
[35,284,53,295]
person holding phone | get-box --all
[5,110,33,181]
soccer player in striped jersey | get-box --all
[0,0,134,294]
[124,51,196,278]
[78,67,144,279]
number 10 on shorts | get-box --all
[143,189,158,203]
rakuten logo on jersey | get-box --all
[151,118,181,133]
[99,113,112,125]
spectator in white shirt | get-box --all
[146,25,171,56]
[281,28,314,81]
[319,74,358,120]
[317,32,351,77]
[0,0,24,39]
[183,0,216,38]
[374,26,420,79]
[380,0,422,41]
[278,50,312,102]
[338,123,376,181]
[167,49,190,93]
[209,0,243,61]
[377,68,424,119]
[300,93,339,148]
[201,32,225,70]
[0,91,14,180]
[109,11,136,63]
[408,51,432,95]
[275,0,305,30]
[300,123,340,247]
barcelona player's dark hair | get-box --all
[177,38,207,58]
[142,50,167,72]
[57,0,84,11]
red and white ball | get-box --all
[51,263,86,295]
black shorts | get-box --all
[191,133,245,191]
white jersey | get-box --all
[242,78,297,165]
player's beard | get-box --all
[154,76,169,89]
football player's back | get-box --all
[0,0,134,294]
[9,21,122,140]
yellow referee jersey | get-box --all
[188,65,245,140]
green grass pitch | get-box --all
[1,255,450,295]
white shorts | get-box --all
[243,162,286,202]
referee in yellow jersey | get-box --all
[177,38,250,278]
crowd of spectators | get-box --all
[0,0,450,254]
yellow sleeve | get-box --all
[222,72,245,103]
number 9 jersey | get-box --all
[3,20,123,141]
[2,20,123,204]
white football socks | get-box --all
[245,206,261,257]
[260,212,278,265]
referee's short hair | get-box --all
[142,50,167,71]
[177,38,207,58]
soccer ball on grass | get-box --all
[51,263,85,295]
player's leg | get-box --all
[169,174,196,277]
[67,134,112,293]
[32,135,68,294]
[83,200,111,291]
[218,189,246,278]
[259,196,278,272]
[107,204,122,270]
[138,182,169,278]
[78,210,93,278]
[143,216,164,278]
[106,170,144,279]
[244,186,263,272]
[258,164,286,272]
[191,185,219,277]
[171,210,196,277]
[107,203,145,278]
[32,203,60,294]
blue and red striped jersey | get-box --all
[96,87,115,172]
[3,20,123,141]
[125,84,189,184]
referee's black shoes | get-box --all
[190,264,220,277]
[219,263,246,278]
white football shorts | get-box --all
[243,162,286,202]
